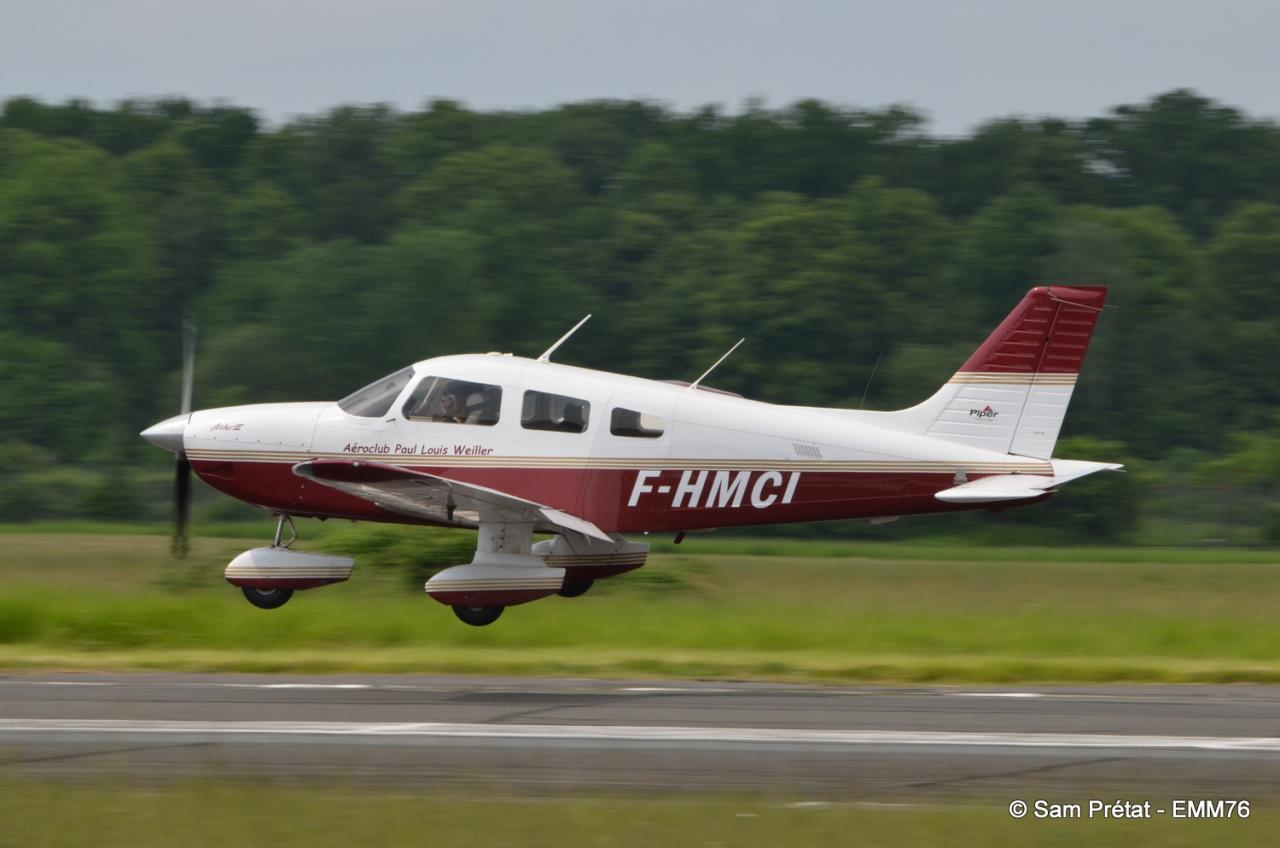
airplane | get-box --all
[141,285,1119,626]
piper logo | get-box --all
[969,405,999,419]
[628,470,801,510]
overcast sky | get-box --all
[3,0,1277,135]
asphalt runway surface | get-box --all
[2,673,1278,799]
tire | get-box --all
[557,579,594,598]
[242,586,294,609]
[452,605,504,626]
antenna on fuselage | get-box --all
[859,351,883,410]
[688,338,745,391]
[537,314,592,363]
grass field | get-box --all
[0,781,1271,848]
[0,530,1278,682]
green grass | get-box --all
[0,781,1271,848]
[0,519,350,540]
[646,536,1280,563]
[5,518,1276,560]
[0,532,1279,682]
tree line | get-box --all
[1,90,1276,540]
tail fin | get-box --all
[878,286,1108,459]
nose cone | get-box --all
[140,413,188,454]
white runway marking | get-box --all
[618,687,689,693]
[25,681,374,691]
[243,684,372,690]
[617,686,740,694]
[0,719,1277,752]
[951,692,1044,699]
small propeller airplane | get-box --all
[142,285,1119,625]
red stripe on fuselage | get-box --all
[191,460,1046,532]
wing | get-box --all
[292,459,612,543]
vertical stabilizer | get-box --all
[873,286,1108,459]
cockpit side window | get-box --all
[402,376,502,426]
[610,407,665,438]
[522,390,590,433]
[337,367,414,418]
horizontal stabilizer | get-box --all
[1047,459,1125,485]
[935,460,1123,504]
[935,475,1056,504]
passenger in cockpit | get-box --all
[466,388,499,425]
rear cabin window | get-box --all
[402,376,502,426]
[522,391,590,433]
[610,407,665,438]
[338,367,414,417]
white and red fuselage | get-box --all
[159,286,1112,534]
[141,286,1119,621]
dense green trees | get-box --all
[0,90,1275,539]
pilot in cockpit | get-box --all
[435,386,466,423]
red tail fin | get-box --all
[870,286,1109,459]
[957,286,1108,375]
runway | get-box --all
[2,673,1278,798]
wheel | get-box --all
[557,579,594,598]
[242,586,294,609]
[452,605,504,626]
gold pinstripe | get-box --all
[950,372,1078,385]
[427,581,563,591]
[541,555,647,564]
[542,560,646,568]
[226,569,352,577]
[226,566,352,572]
[186,449,1053,475]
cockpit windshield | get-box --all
[337,367,414,417]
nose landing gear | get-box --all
[240,515,299,609]
[224,514,355,610]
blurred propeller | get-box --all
[171,320,197,557]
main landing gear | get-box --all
[445,577,592,626]
[557,579,594,598]
[243,586,294,609]
[452,605,505,626]
[426,531,647,626]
